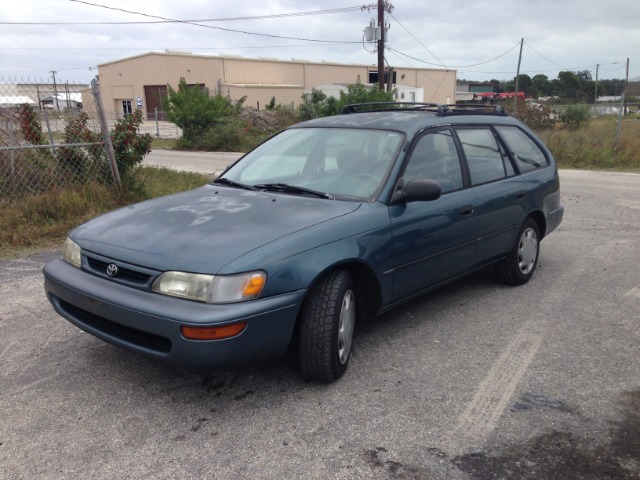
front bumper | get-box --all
[44,258,306,368]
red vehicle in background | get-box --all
[473,92,526,101]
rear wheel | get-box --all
[298,270,356,382]
[495,218,540,285]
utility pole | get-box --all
[615,58,630,143]
[513,38,524,116]
[377,0,385,92]
[594,64,599,104]
[623,57,630,116]
[363,1,392,91]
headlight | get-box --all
[61,237,81,268]
[151,271,266,304]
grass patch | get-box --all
[151,137,178,149]
[0,166,209,259]
[537,117,640,171]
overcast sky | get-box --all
[1,0,639,86]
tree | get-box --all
[514,74,533,96]
[531,74,551,97]
[161,78,239,140]
[489,79,503,93]
[576,70,592,82]
[297,78,394,120]
[557,71,582,100]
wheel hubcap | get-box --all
[337,289,355,365]
[518,228,538,275]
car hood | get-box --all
[72,185,361,273]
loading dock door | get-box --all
[144,85,168,120]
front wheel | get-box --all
[298,270,356,382]
[495,218,540,285]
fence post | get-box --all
[43,107,54,145]
[615,92,624,145]
[155,107,160,138]
[91,78,121,186]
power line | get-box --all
[1,42,357,52]
[67,0,360,44]
[388,13,446,67]
[523,41,567,69]
[387,42,521,69]
[1,6,363,25]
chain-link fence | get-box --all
[0,77,118,200]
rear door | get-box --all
[455,127,527,263]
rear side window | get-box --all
[495,126,549,173]
[457,128,510,185]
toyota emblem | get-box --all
[106,263,119,277]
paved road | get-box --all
[143,150,243,176]
[1,169,639,479]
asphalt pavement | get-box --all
[1,168,639,479]
[143,150,243,176]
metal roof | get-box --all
[0,96,36,105]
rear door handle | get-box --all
[516,189,526,199]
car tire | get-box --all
[298,270,356,382]
[495,217,540,286]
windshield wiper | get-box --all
[212,177,256,191]
[254,183,334,200]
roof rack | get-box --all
[340,102,508,117]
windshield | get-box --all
[220,127,403,200]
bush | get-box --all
[111,110,153,179]
[161,78,243,141]
[297,79,395,120]
[559,104,592,130]
[178,117,248,152]
[18,104,46,145]
[57,112,107,183]
[500,99,556,131]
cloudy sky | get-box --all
[1,0,639,86]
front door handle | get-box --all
[460,205,475,216]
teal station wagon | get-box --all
[44,103,563,382]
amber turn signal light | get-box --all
[181,321,247,341]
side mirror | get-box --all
[392,178,442,204]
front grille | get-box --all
[87,257,152,285]
[83,253,159,289]
[57,297,172,354]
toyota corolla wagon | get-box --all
[44,103,564,382]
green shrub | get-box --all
[161,78,243,141]
[177,117,247,152]
[559,104,592,130]
[111,110,153,179]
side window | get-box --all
[495,126,549,173]
[404,130,463,193]
[457,128,508,185]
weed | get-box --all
[538,117,640,170]
[0,166,209,259]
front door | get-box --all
[389,129,477,302]
[122,100,132,116]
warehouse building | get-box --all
[97,51,457,119]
